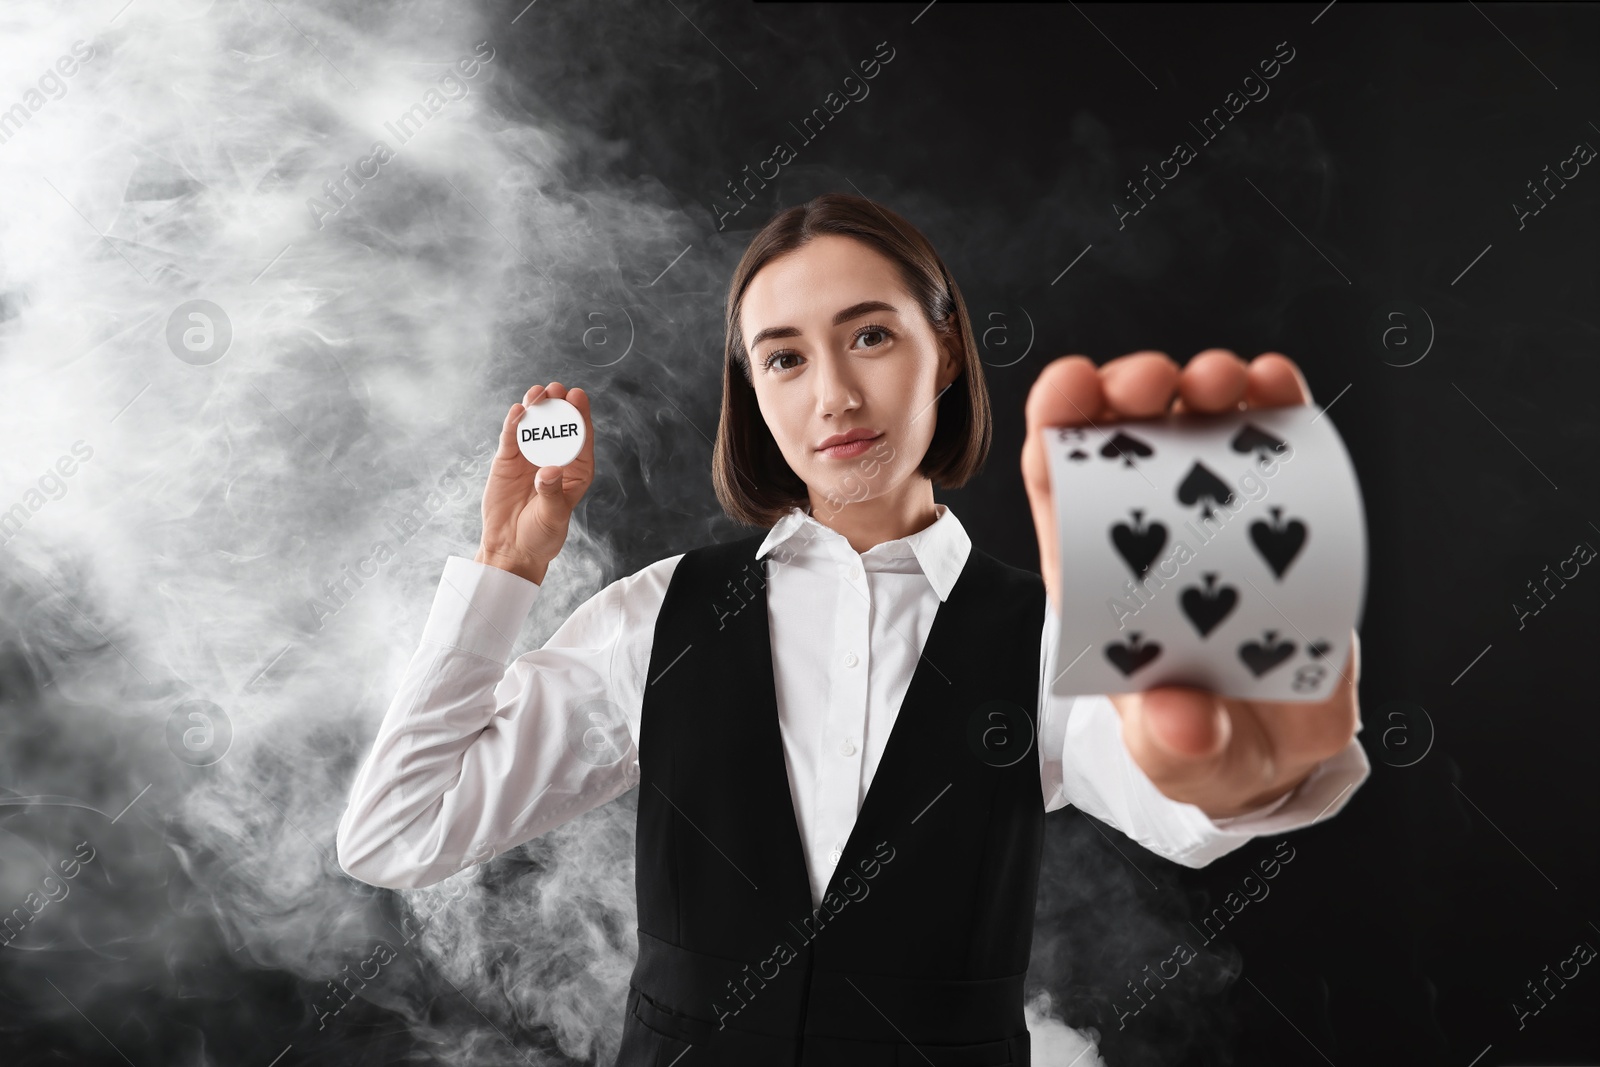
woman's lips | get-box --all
[817,433,881,459]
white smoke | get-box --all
[1027,991,1108,1066]
[0,0,708,1062]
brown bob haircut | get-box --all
[712,192,992,529]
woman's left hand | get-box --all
[1019,349,1362,819]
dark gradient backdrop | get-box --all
[0,2,1595,1066]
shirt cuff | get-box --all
[420,555,542,663]
[1165,732,1371,867]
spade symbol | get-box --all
[1249,506,1308,579]
[1179,572,1239,637]
[1110,509,1168,578]
[1106,632,1162,677]
[1069,448,1090,461]
[1307,639,1331,659]
[1239,630,1297,676]
[1101,431,1154,468]
[1176,461,1235,521]
[1230,423,1288,465]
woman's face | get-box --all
[740,234,960,516]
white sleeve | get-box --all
[1038,598,1370,868]
[335,552,680,889]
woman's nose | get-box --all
[813,355,861,416]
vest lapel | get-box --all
[715,541,821,922]
[819,549,982,907]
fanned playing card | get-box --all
[1046,407,1366,703]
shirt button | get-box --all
[839,738,856,756]
[843,651,858,668]
[829,849,842,865]
[850,563,862,580]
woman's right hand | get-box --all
[475,382,595,585]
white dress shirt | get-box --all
[337,503,1370,904]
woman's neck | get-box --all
[805,477,940,555]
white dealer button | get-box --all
[516,396,586,468]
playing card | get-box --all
[1045,406,1366,703]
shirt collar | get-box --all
[754,501,971,602]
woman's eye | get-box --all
[855,325,893,348]
[764,351,799,372]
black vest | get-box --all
[615,530,1047,1067]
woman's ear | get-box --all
[937,331,963,392]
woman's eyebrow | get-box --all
[748,300,900,349]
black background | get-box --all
[551,2,1597,1064]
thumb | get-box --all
[534,464,564,499]
[1113,688,1230,786]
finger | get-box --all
[1244,352,1312,408]
[1178,349,1250,413]
[498,403,526,459]
[1022,356,1103,617]
[566,385,588,420]
[545,381,567,401]
[566,386,594,462]
[524,383,548,407]
[1024,355,1105,432]
[1100,351,1181,420]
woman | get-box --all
[337,192,1368,1065]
